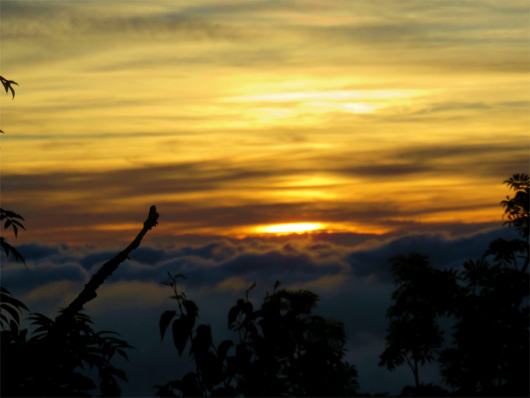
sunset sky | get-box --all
[1,1,529,396]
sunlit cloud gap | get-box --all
[255,223,325,234]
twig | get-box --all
[56,205,159,325]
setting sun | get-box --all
[256,223,325,234]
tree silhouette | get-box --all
[1,299,133,397]
[0,206,158,397]
[501,173,529,240]
[0,75,162,396]
[437,174,529,396]
[380,173,529,397]
[157,278,358,397]
[379,253,456,395]
[1,76,26,266]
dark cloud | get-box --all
[15,244,59,262]
[6,226,514,299]
[1,160,280,198]
[414,102,490,115]
[4,226,523,396]
[346,227,519,278]
[394,142,524,162]
[126,243,237,266]
[79,251,117,271]
[176,242,237,262]
[335,163,433,178]
[128,247,169,266]
[2,264,87,295]
[1,2,247,42]
[327,142,528,182]
[221,250,341,276]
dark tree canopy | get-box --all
[157,278,359,397]
[381,173,529,397]
[1,297,132,397]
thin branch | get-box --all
[56,205,159,325]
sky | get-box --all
[1,0,529,396]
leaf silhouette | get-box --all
[172,316,192,356]
[217,339,233,361]
[183,300,199,318]
[191,324,212,356]
[159,310,176,341]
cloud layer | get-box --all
[1,226,520,395]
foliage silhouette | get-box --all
[1,75,160,396]
[0,76,26,266]
[157,279,358,397]
[501,173,529,240]
[1,207,160,396]
[1,300,133,397]
[380,173,529,397]
[379,253,456,392]
[1,75,18,99]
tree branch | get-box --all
[56,205,159,325]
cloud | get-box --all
[2,263,88,296]
[346,227,519,278]
[79,250,117,270]
[14,243,60,262]
[0,2,246,43]
[88,281,170,312]
[4,224,523,396]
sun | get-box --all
[255,222,325,234]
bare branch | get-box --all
[56,206,159,325]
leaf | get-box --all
[10,220,25,229]
[228,305,241,329]
[2,303,20,325]
[28,312,54,326]
[217,339,233,361]
[1,240,26,266]
[4,220,12,230]
[109,366,128,382]
[97,330,120,336]
[159,310,176,341]
[9,245,26,266]
[116,349,129,361]
[183,300,199,318]
[9,319,18,335]
[241,301,253,316]
[69,372,97,391]
[0,291,29,311]
[191,324,212,356]
[172,316,192,356]
[33,325,51,335]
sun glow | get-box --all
[255,223,325,234]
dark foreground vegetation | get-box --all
[1,76,528,397]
